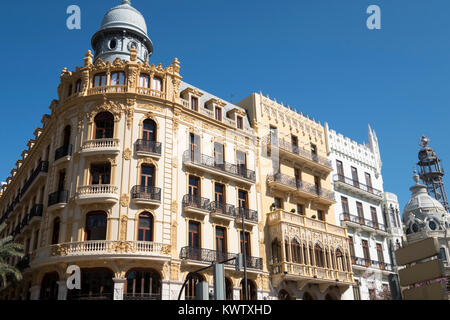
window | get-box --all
[238,190,248,209]
[240,231,251,256]
[85,212,107,241]
[317,210,324,221]
[75,79,82,93]
[341,197,349,214]
[311,144,317,155]
[191,96,198,112]
[188,221,200,249]
[365,173,373,192]
[237,116,243,129]
[294,168,302,181]
[353,280,361,300]
[351,167,359,187]
[216,227,227,253]
[376,243,384,263]
[214,143,224,167]
[240,279,257,300]
[336,160,344,179]
[272,239,281,264]
[189,133,201,159]
[274,197,283,209]
[336,249,345,271]
[356,202,364,222]
[296,204,304,215]
[371,207,379,228]
[143,119,157,142]
[93,73,107,87]
[349,237,355,259]
[291,135,298,149]
[314,176,321,193]
[90,163,111,185]
[315,244,324,267]
[188,175,200,197]
[63,125,71,146]
[291,239,302,263]
[138,212,153,242]
[215,183,225,204]
[33,229,40,250]
[151,77,162,91]
[67,84,72,97]
[140,165,154,187]
[110,72,125,85]
[185,273,205,301]
[126,269,161,299]
[439,248,447,261]
[269,126,277,143]
[139,74,150,88]
[58,170,66,191]
[237,150,247,173]
[215,107,222,121]
[94,112,114,139]
[51,218,60,245]
[362,240,370,261]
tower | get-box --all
[417,136,450,212]
[91,0,153,63]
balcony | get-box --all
[264,135,333,173]
[352,256,393,273]
[315,186,336,205]
[20,161,49,198]
[136,87,164,98]
[76,185,119,205]
[131,185,161,206]
[29,204,43,224]
[81,138,120,156]
[87,85,127,95]
[340,213,388,235]
[54,144,73,163]
[135,140,162,158]
[179,247,263,270]
[210,202,236,221]
[33,241,171,263]
[183,151,256,185]
[48,190,69,211]
[235,207,259,226]
[267,210,353,288]
[333,175,383,202]
[182,194,211,217]
[267,173,297,192]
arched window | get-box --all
[185,273,205,300]
[67,268,114,300]
[325,246,330,269]
[315,244,324,268]
[51,217,60,245]
[152,77,162,91]
[125,269,161,300]
[143,119,157,142]
[225,278,233,300]
[138,212,153,242]
[140,165,155,188]
[85,211,107,241]
[309,243,314,266]
[40,272,59,300]
[240,279,257,300]
[291,239,302,264]
[75,79,82,93]
[336,249,345,271]
[94,112,114,139]
[271,239,281,264]
[284,239,290,262]
[330,247,336,269]
[302,243,309,265]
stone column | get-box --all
[57,280,68,300]
[113,278,126,300]
[30,285,41,300]
[161,280,171,300]
[233,287,241,301]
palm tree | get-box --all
[0,223,24,289]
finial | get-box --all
[122,0,131,5]
[84,50,93,66]
[130,46,137,62]
[419,135,429,148]
[413,169,420,184]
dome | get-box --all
[100,0,148,36]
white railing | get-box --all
[78,185,119,196]
[276,262,353,283]
[199,107,214,118]
[88,85,127,95]
[137,87,164,98]
[180,98,190,108]
[45,241,171,257]
[82,138,120,150]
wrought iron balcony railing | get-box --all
[264,135,332,168]
[182,194,211,211]
[29,204,44,220]
[352,256,393,271]
[340,213,386,232]
[210,202,236,217]
[333,175,383,197]
[268,173,334,201]
[131,185,161,202]
[183,151,256,182]
[48,190,69,207]
[135,140,162,156]
[267,172,297,189]
[21,161,49,196]
[55,144,73,161]
[179,246,263,270]
[235,207,258,223]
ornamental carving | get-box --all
[171,200,178,213]
[120,194,130,207]
[126,107,134,129]
[119,216,128,241]
[170,263,180,281]
[123,148,132,160]
[161,245,171,255]
[111,241,135,253]
[127,66,138,88]
[51,244,69,256]
[88,98,123,122]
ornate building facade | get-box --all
[0,0,268,300]
[238,93,354,300]
[327,126,402,300]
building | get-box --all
[238,93,354,300]
[0,0,267,300]
[327,125,400,300]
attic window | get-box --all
[237,116,243,129]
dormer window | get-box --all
[152,77,162,91]
[191,97,199,112]
[237,116,243,129]
[140,74,150,88]
[93,73,107,87]
[111,72,125,86]
[215,107,222,121]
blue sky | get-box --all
[0,0,449,211]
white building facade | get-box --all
[327,125,399,300]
